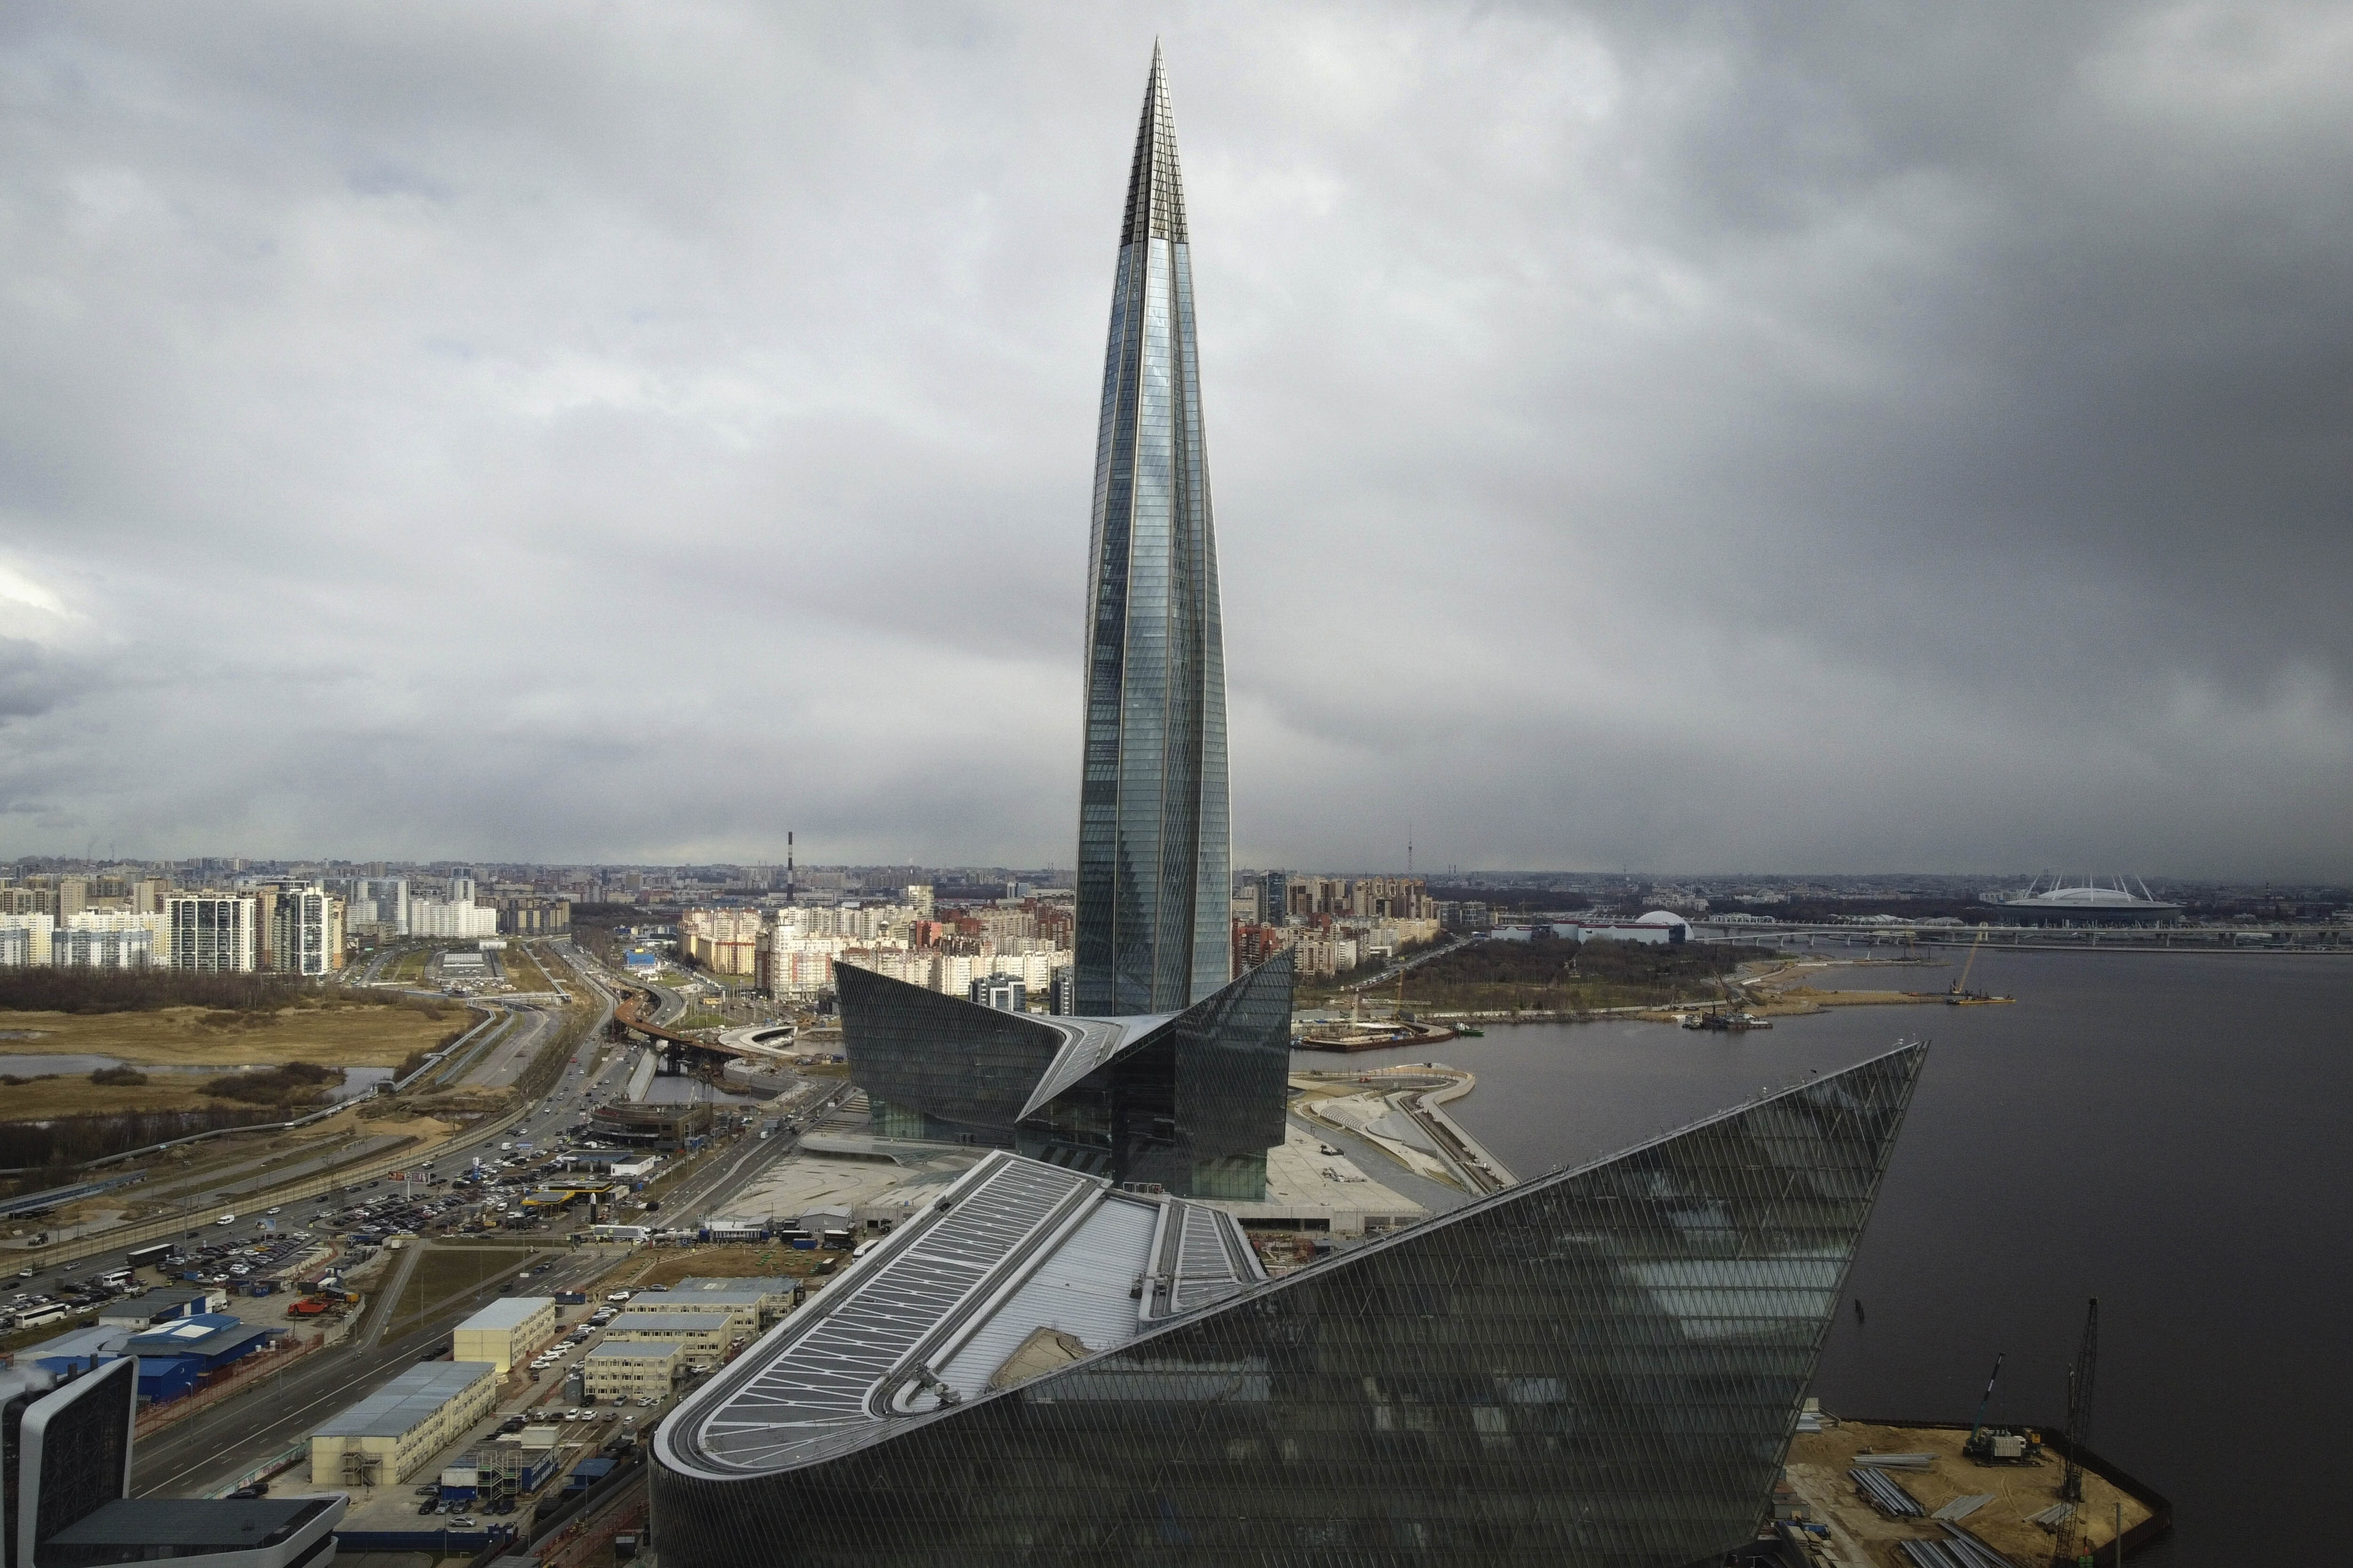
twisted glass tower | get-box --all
[1075,46,1232,1015]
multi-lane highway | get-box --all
[9,944,613,1294]
[128,1241,622,1498]
[52,940,838,1503]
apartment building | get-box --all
[166,895,258,972]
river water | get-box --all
[1292,948,2350,1562]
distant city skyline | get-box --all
[0,8,2346,879]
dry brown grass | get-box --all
[620,1243,831,1290]
[0,1003,456,1068]
[0,1074,221,1118]
[501,945,554,991]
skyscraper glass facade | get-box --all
[835,961,1064,1145]
[837,952,1294,1198]
[650,1042,1927,1568]
[1076,45,1232,1016]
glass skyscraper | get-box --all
[836,950,1293,1198]
[651,1042,1929,1567]
[1076,45,1232,1016]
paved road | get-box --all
[1341,934,1476,994]
[466,1006,558,1092]
[125,944,802,1500]
[14,964,612,1296]
[129,1242,619,1498]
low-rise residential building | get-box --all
[582,1338,686,1402]
[311,1361,499,1487]
[660,1277,794,1324]
[452,1296,556,1377]
[601,1311,733,1361]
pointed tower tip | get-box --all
[1120,43,1187,247]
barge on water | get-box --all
[1294,1019,1457,1052]
[1681,1009,1774,1031]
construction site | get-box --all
[1771,1303,2168,1566]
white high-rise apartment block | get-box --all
[55,924,154,968]
[68,910,169,946]
[0,914,54,966]
[408,899,498,939]
[350,877,409,936]
[447,875,476,905]
[167,895,259,972]
[988,950,1064,993]
[270,889,345,976]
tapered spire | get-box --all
[1120,41,1188,246]
[1077,45,1230,1016]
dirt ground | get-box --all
[1785,1421,2151,1565]
[0,1002,459,1069]
[612,1243,839,1290]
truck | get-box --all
[124,1243,175,1272]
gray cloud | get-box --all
[0,1,2346,876]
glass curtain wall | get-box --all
[1076,47,1232,1016]
[836,962,1062,1146]
[652,1043,1926,1568]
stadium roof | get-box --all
[660,1150,1262,1475]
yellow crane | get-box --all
[1945,928,2016,1005]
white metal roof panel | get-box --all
[932,1192,1158,1400]
[456,1297,553,1332]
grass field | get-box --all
[500,945,554,992]
[0,1002,461,1070]
[388,949,432,982]
[0,1073,252,1119]
[383,1245,544,1337]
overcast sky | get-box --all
[2,3,2348,878]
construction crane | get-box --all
[2063,1297,2100,1503]
[1948,928,1986,997]
[1962,1352,2004,1456]
[1944,927,2016,1005]
[1962,1352,2041,1464]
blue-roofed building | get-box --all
[24,1324,129,1379]
[123,1312,281,1374]
[22,1313,278,1404]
